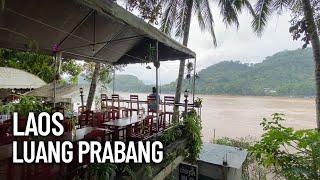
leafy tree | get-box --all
[83,62,112,110]
[252,0,320,129]
[250,113,320,179]
[0,48,82,83]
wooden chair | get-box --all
[52,107,65,116]
[101,94,108,112]
[163,96,175,128]
[78,106,87,114]
[147,95,158,116]
[79,110,94,128]
[112,94,128,118]
[111,94,120,109]
[23,164,53,179]
[104,109,120,121]
[129,115,153,141]
[94,112,105,128]
[129,95,143,116]
[84,129,112,142]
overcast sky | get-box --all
[118,6,302,85]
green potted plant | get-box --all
[194,97,203,107]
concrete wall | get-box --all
[198,161,242,180]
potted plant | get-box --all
[194,97,203,107]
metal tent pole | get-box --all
[112,67,115,94]
[53,52,62,108]
[192,57,197,103]
[155,41,159,133]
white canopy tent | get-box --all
[0,67,46,89]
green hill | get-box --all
[112,48,316,97]
[113,75,152,92]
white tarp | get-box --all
[0,67,46,89]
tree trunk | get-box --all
[301,0,320,130]
[86,62,100,110]
[173,0,193,120]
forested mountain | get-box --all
[110,48,316,97]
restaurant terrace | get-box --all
[0,0,200,179]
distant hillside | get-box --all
[193,48,315,96]
[113,75,152,92]
[102,48,316,97]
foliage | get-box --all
[126,0,163,24]
[194,97,202,107]
[0,96,50,117]
[87,163,117,180]
[159,124,183,146]
[251,0,319,61]
[0,48,82,83]
[250,113,320,179]
[214,137,268,180]
[144,165,153,178]
[83,62,112,88]
[214,137,251,149]
[183,109,202,163]
[289,0,320,48]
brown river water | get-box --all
[80,92,317,142]
[199,95,316,142]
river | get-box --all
[199,95,316,142]
[74,92,317,142]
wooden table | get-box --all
[103,114,147,140]
[0,143,11,161]
[0,127,111,161]
[62,127,112,142]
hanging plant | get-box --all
[186,62,193,74]
[195,73,200,79]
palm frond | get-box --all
[194,0,217,46]
[272,0,290,13]
[252,0,274,36]
[242,0,256,19]
[218,0,240,28]
[194,0,206,30]
[160,2,176,34]
[174,0,189,37]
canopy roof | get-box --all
[0,67,46,89]
[0,0,195,64]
